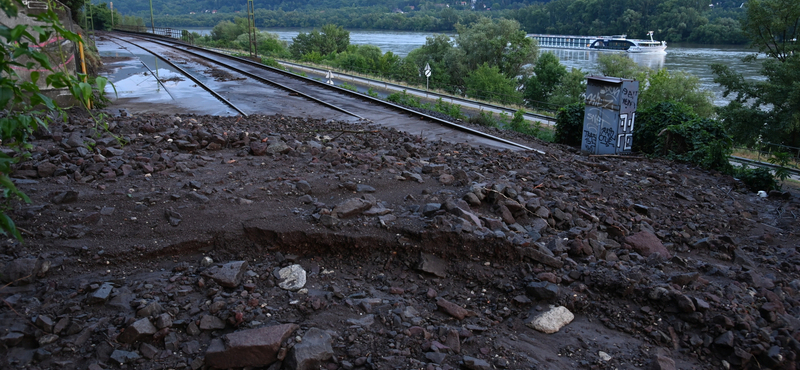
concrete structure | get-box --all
[0,0,82,105]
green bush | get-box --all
[386,90,422,108]
[340,82,357,92]
[468,111,499,127]
[366,87,379,98]
[735,166,777,192]
[658,117,733,171]
[261,57,283,69]
[433,98,465,120]
[554,103,585,147]
[633,101,695,155]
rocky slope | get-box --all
[0,112,798,370]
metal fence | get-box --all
[114,25,195,45]
[734,142,800,169]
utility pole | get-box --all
[247,0,257,58]
[149,0,155,33]
[110,2,114,28]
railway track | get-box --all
[104,32,543,154]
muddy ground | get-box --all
[1,104,799,370]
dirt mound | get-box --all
[1,112,798,370]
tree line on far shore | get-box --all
[100,0,749,45]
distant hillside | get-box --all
[107,0,747,44]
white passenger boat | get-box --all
[528,31,667,53]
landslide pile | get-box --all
[1,112,798,370]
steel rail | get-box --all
[276,59,556,124]
[120,34,364,120]
[108,35,249,117]
[105,38,177,101]
[112,31,541,153]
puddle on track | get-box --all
[97,38,238,116]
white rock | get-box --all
[599,351,612,361]
[757,190,768,198]
[278,264,307,291]
[200,256,213,267]
[527,306,574,334]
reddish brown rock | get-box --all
[625,231,671,259]
[204,324,298,369]
[436,298,469,320]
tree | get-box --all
[640,69,714,117]
[548,68,587,107]
[598,54,713,117]
[596,53,645,79]
[454,17,538,79]
[712,0,800,146]
[740,0,800,62]
[523,52,566,109]
[290,24,350,58]
[464,63,522,105]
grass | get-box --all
[732,148,800,170]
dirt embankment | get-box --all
[1,112,799,370]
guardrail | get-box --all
[113,25,195,44]
[277,60,556,125]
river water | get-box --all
[183,27,766,106]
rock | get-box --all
[421,203,441,216]
[517,245,563,268]
[439,173,455,185]
[0,332,24,346]
[155,313,173,329]
[462,356,491,370]
[204,261,248,288]
[650,349,677,370]
[278,264,307,291]
[426,352,447,364]
[527,306,574,334]
[266,140,292,155]
[285,328,334,370]
[346,314,374,327]
[140,343,159,359]
[109,350,140,364]
[137,301,163,317]
[436,298,469,320]
[205,324,298,369]
[417,252,447,277]
[200,256,213,267]
[625,231,671,259]
[675,294,696,313]
[2,258,49,284]
[117,318,157,344]
[199,315,226,330]
[35,315,55,333]
[296,180,311,194]
[165,208,182,227]
[37,162,57,178]
[445,329,461,354]
[332,198,373,218]
[86,282,114,304]
[250,142,268,156]
[50,190,78,204]
[65,132,84,147]
[714,331,734,348]
[525,281,559,301]
[356,184,376,193]
[187,191,210,203]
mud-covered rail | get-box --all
[108,31,542,153]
